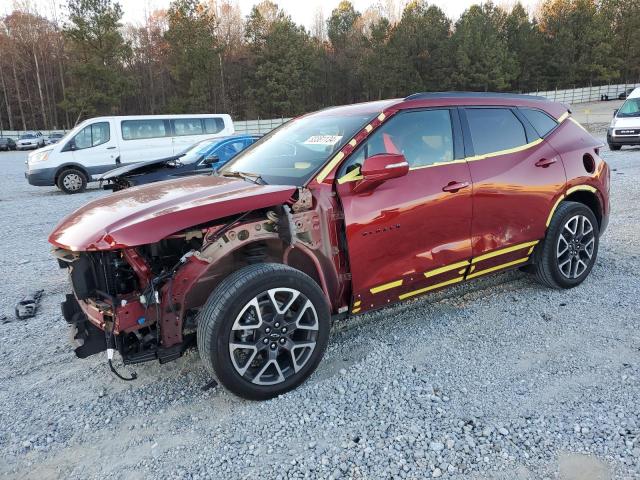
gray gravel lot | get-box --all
[1,130,639,480]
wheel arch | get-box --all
[564,188,603,229]
[54,163,90,184]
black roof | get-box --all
[404,92,547,101]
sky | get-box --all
[4,0,542,27]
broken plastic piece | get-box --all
[15,290,44,319]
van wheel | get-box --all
[532,201,599,289]
[197,263,330,400]
[57,168,87,194]
[608,143,621,151]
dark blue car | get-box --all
[100,134,260,191]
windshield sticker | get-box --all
[303,135,343,146]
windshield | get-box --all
[618,98,640,117]
[20,134,35,139]
[220,113,374,186]
[178,139,218,164]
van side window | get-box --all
[465,108,527,155]
[340,110,454,175]
[520,108,558,137]
[121,120,167,140]
[204,118,224,134]
[173,118,204,136]
[74,122,110,149]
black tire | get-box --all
[56,168,87,194]
[532,201,599,289]
[608,143,621,151]
[197,263,330,400]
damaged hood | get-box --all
[49,175,296,251]
[99,155,183,180]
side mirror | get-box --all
[613,109,618,117]
[202,155,219,166]
[353,153,409,193]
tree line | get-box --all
[0,0,638,131]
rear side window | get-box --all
[520,108,558,137]
[173,118,204,136]
[204,117,225,134]
[465,108,527,156]
[121,120,167,140]
[73,122,110,149]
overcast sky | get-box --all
[5,0,542,27]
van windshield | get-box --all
[219,113,373,186]
[618,98,640,117]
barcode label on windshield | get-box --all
[303,135,343,145]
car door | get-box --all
[336,108,473,311]
[63,120,118,177]
[460,107,565,275]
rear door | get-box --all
[336,108,473,312]
[460,107,565,275]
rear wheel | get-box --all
[608,143,621,151]
[532,201,599,289]
[57,168,87,194]
[197,263,330,400]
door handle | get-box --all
[442,181,470,193]
[106,146,116,150]
[535,158,556,168]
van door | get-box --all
[119,118,172,164]
[63,120,119,178]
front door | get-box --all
[336,109,473,312]
[66,120,118,178]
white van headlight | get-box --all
[29,149,52,164]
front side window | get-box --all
[465,108,527,156]
[121,119,167,140]
[73,122,110,150]
[520,108,557,137]
[341,109,454,174]
[173,118,204,136]
[213,141,247,163]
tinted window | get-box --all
[121,119,167,140]
[214,141,247,163]
[173,118,204,136]
[520,108,557,136]
[465,108,527,156]
[204,117,225,134]
[343,110,454,172]
[73,122,110,149]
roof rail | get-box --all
[404,92,547,101]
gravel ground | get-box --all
[1,131,639,480]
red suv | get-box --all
[50,93,610,400]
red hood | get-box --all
[49,176,296,251]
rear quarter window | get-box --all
[520,108,558,137]
[121,119,168,140]
[465,108,528,156]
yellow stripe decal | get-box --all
[349,139,357,147]
[365,124,373,132]
[352,307,361,313]
[465,138,543,163]
[557,112,569,123]
[466,257,529,280]
[370,279,403,294]
[527,246,535,255]
[315,151,345,183]
[546,195,565,227]
[566,185,597,195]
[399,277,464,300]
[569,117,588,132]
[471,240,539,264]
[337,167,363,184]
[458,268,467,275]
[377,113,386,121]
[424,260,470,278]
[353,300,361,307]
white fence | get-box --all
[528,83,640,104]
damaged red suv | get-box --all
[50,93,610,400]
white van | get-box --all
[25,114,234,193]
[607,87,640,150]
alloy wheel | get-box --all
[229,288,319,385]
[556,214,595,279]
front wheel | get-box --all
[532,201,599,289]
[197,263,330,400]
[57,168,87,194]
